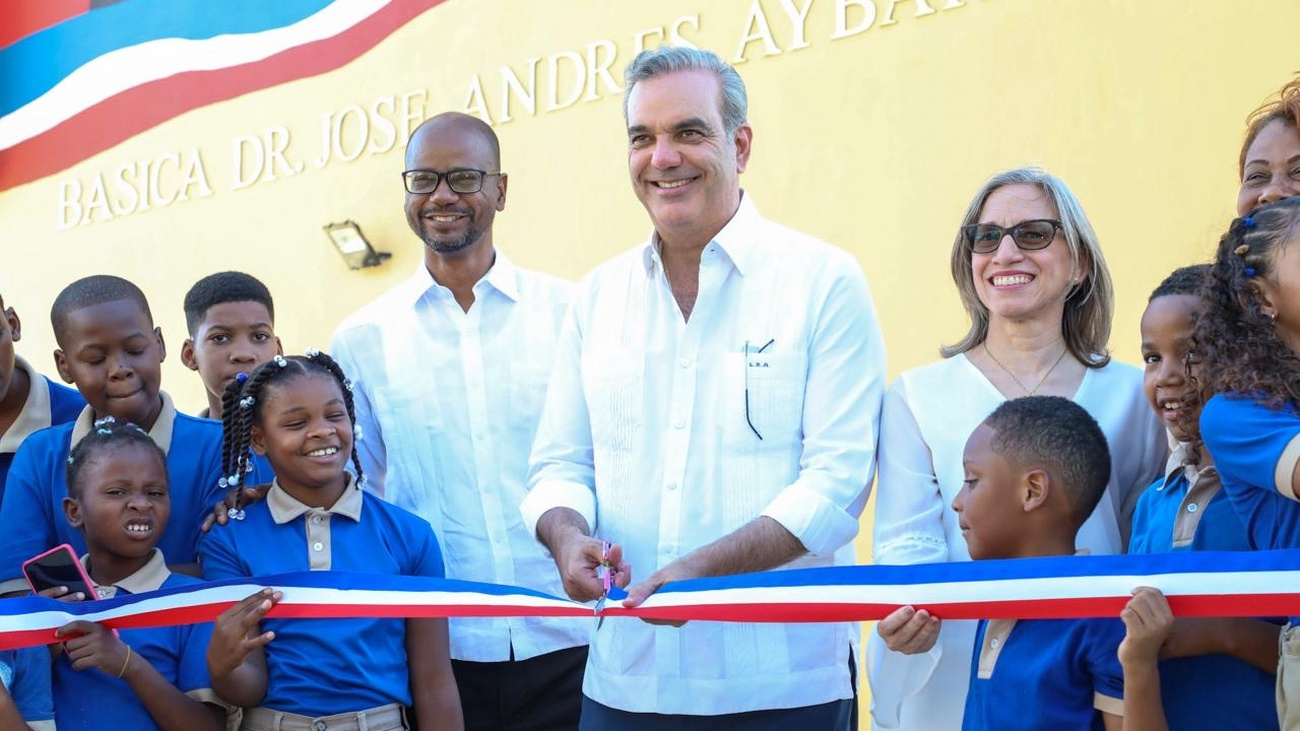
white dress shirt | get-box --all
[522,195,886,715]
[866,354,1167,730]
[331,251,588,662]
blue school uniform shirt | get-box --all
[1199,394,1300,555]
[1127,442,1278,731]
[962,617,1126,731]
[0,393,225,589]
[199,476,444,716]
[0,356,85,500]
[0,645,55,729]
[53,550,221,731]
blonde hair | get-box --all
[941,167,1114,367]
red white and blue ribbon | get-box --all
[1,550,1298,651]
[0,0,446,191]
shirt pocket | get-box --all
[508,360,552,434]
[370,385,446,454]
[720,349,807,450]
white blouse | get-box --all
[866,353,1167,730]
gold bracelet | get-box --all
[116,646,132,678]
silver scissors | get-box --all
[594,540,612,629]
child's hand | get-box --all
[208,588,280,677]
[1119,586,1174,666]
[877,606,941,655]
[55,621,130,677]
[37,585,87,602]
[201,485,271,532]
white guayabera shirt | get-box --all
[523,194,887,715]
[332,251,588,662]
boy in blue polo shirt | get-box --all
[1130,264,1279,731]
[0,291,84,497]
[879,396,1171,730]
[0,275,225,592]
[52,417,225,731]
[179,271,282,422]
[0,647,55,730]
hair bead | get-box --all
[218,352,368,500]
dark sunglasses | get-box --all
[962,219,1063,254]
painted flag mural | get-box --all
[0,0,445,193]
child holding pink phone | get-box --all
[50,417,226,731]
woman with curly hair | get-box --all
[1238,75,1300,216]
[1195,195,1300,729]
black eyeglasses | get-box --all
[744,339,774,441]
[961,219,1063,254]
[401,169,502,195]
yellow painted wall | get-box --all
[3,0,1297,722]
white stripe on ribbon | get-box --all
[3,552,1299,650]
[639,569,1300,608]
[0,0,392,151]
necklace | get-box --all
[982,342,1069,396]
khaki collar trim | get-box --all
[80,548,170,597]
[0,356,52,454]
[266,473,363,524]
[69,392,176,454]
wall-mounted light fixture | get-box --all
[323,220,391,270]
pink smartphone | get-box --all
[22,544,96,600]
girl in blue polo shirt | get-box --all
[200,352,462,731]
[1195,196,1300,728]
[52,418,226,731]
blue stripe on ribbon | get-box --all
[650,549,1300,593]
[0,571,568,621]
[2,550,1298,637]
[0,0,337,117]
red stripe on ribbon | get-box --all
[267,603,594,620]
[0,0,90,50]
[0,0,447,193]
[603,593,1299,623]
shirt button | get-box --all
[315,722,327,731]
[679,358,691,368]
[311,516,322,525]
[1187,503,1198,513]
[313,542,324,552]
[673,420,685,429]
[667,482,678,491]
[990,638,1000,649]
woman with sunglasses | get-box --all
[866,167,1167,731]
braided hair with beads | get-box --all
[67,416,166,498]
[1193,196,1300,409]
[218,351,366,491]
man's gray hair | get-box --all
[622,47,748,135]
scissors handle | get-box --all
[596,540,612,623]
